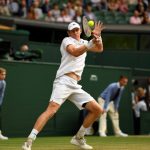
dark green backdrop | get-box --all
[0,60,133,137]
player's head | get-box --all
[67,22,81,39]
[0,67,6,80]
[119,75,128,87]
[68,22,80,31]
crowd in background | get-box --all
[0,0,150,24]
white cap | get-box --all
[68,22,80,31]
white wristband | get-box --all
[96,36,102,44]
[85,40,95,50]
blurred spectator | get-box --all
[132,87,147,135]
[84,4,97,20]
[0,0,11,16]
[56,8,72,22]
[118,0,129,13]
[8,0,20,16]
[73,9,82,23]
[135,1,146,17]
[66,1,76,20]
[74,0,83,16]
[129,10,142,24]
[141,11,150,24]
[51,3,61,21]
[18,0,28,18]
[12,44,42,61]
[128,0,138,5]
[44,10,55,22]
[107,0,119,12]
[41,0,51,14]
[26,4,36,20]
[33,0,44,20]
[90,0,102,10]
[90,0,108,10]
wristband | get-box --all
[96,36,102,44]
[85,40,95,50]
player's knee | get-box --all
[93,105,102,117]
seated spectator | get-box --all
[141,11,150,24]
[135,1,146,17]
[107,0,119,12]
[90,0,108,10]
[84,4,97,20]
[129,10,142,24]
[0,0,11,16]
[44,10,55,22]
[73,9,82,23]
[33,0,44,20]
[8,0,20,16]
[132,87,147,135]
[41,0,51,14]
[26,4,36,20]
[18,0,28,18]
[66,1,76,20]
[51,3,61,21]
[90,0,102,11]
[56,8,72,23]
[12,44,42,61]
[118,0,129,13]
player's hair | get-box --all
[119,75,128,80]
[0,67,6,74]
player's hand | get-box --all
[92,21,105,37]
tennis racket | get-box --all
[82,16,92,38]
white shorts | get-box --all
[50,75,94,110]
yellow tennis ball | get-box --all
[88,20,94,27]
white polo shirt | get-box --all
[56,36,88,79]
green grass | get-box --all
[0,136,150,150]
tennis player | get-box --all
[22,21,104,150]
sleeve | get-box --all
[0,81,6,106]
[63,37,75,50]
[141,102,147,111]
[103,86,113,111]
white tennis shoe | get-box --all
[22,142,32,150]
[116,131,128,137]
[0,133,8,140]
[70,136,93,150]
[99,132,107,137]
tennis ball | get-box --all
[88,20,94,27]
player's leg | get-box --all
[98,97,107,137]
[22,76,72,150]
[71,100,102,150]
[0,106,8,140]
[109,102,128,137]
[69,87,103,149]
[22,101,60,150]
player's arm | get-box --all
[66,44,87,57]
[87,37,103,52]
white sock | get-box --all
[76,125,86,138]
[28,129,39,140]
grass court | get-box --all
[0,136,150,150]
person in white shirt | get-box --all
[22,21,104,150]
[132,87,147,135]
